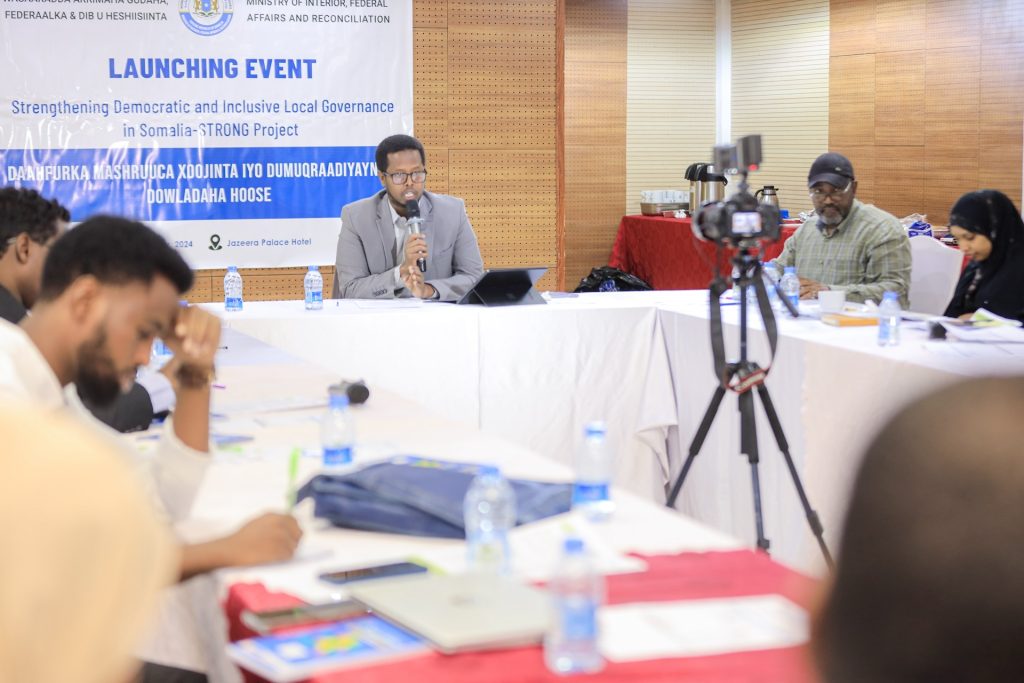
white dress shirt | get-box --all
[388,199,408,292]
[0,319,208,522]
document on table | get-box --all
[214,395,328,414]
[941,324,1024,344]
[599,595,808,662]
[354,299,423,309]
[415,512,647,581]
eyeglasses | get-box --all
[383,170,427,184]
[809,182,853,202]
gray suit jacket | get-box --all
[333,190,484,301]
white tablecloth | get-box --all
[140,327,738,681]
[205,296,677,500]
[656,293,1024,572]
[204,293,1024,573]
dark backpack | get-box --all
[574,266,652,293]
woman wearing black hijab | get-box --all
[944,190,1024,322]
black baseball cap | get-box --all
[808,152,855,188]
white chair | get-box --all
[908,235,963,315]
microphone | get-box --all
[404,199,427,273]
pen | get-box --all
[286,447,301,511]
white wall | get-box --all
[625,0,830,217]
[626,0,717,216]
[731,0,829,216]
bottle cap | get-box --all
[784,266,796,274]
[309,265,318,271]
[564,537,584,554]
[228,265,238,272]
[328,390,350,409]
[882,290,899,300]
[479,465,501,478]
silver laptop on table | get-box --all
[347,572,549,654]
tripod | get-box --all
[666,250,834,569]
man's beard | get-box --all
[819,206,844,227]
[76,326,124,407]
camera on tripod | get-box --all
[692,134,781,247]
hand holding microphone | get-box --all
[404,199,427,273]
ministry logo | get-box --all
[180,0,233,36]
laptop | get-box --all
[346,572,549,654]
[456,267,548,306]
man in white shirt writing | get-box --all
[0,215,301,579]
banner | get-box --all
[0,0,413,267]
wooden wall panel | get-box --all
[925,0,980,49]
[830,0,875,56]
[447,3,557,149]
[979,23,1024,208]
[449,149,557,268]
[183,274,213,305]
[875,0,926,52]
[874,51,925,146]
[564,0,626,290]
[189,266,336,304]
[189,0,562,301]
[830,0,1024,226]
[414,0,447,27]
[924,46,980,149]
[875,146,925,219]
[830,54,876,148]
[414,29,449,150]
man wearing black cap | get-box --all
[771,152,910,307]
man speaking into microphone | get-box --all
[333,134,484,300]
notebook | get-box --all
[226,615,428,683]
[347,572,549,654]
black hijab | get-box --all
[944,190,1024,322]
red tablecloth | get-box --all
[608,215,797,290]
[224,550,820,683]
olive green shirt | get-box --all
[771,199,911,307]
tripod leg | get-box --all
[754,383,835,569]
[738,389,770,553]
[666,385,728,509]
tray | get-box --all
[640,202,688,216]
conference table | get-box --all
[206,293,1024,575]
[139,328,814,682]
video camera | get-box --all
[692,134,781,247]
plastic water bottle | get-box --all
[321,390,355,468]
[149,338,173,371]
[463,466,517,575]
[304,265,324,310]
[544,538,605,675]
[762,262,781,312]
[572,422,614,521]
[780,266,800,313]
[224,266,243,312]
[877,291,902,347]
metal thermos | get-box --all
[701,171,727,204]
[755,185,780,209]
[684,163,706,213]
